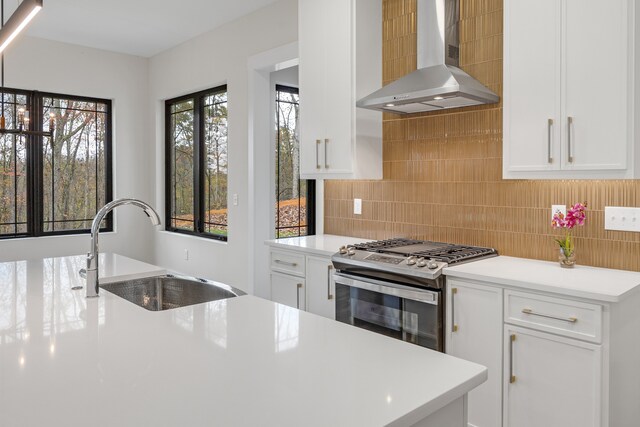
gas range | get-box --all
[332,238,497,287]
[332,238,497,351]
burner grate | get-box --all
[349,239,497,265]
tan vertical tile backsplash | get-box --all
[324,0,640,271]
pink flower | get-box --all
[551,202,587,230]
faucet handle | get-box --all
[79,268,87,279]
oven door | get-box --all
[334,273,442,351]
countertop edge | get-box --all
[388,368,488,427]
[443,268,628,303]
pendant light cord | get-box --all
[1,0,5,125]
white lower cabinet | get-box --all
[446,280,503,427]
[446,280,609,427]
[305,256,335,319]
[269,248,335,319]
[270,272,306,311]
[504,325,601,427]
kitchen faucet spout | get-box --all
[84,198,161,298]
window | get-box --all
[0,88,112,238]
[275,85,314,238]
[166,85,228,241]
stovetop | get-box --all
[350,238,497,264]
[332,238,498,284]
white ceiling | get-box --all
[8,0,281,57]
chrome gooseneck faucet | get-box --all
[84,198,161,298]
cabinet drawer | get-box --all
[270,250,306,277]
[504,290,602,343]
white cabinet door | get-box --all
[504,0,561,175]
[446,280,503,427]
[563,0,629,171]
[298,0,327,176]
[298,0,382,179]
[306,255,335,319]
[321,0,354,175]
[271,272,306,311]
[504,325,601,427]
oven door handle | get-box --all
[333,273,439,305]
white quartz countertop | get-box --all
[0,254,486,427]
[265,234,367,257]
[444,255,640,302]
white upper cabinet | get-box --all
[298,0,382,179]
[504,0,635,179]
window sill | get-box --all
[157,230,228,245]
[0,230,117,242]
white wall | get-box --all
[149,0,298,293]
[0,37,155,262]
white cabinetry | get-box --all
[271,272,305,310]
[446,280,503,427]
[503,0,635,179]
[269,247,335,319]
[306,256,335,319]
[502,290,603,427]
[298,0,382,179]
[504,325,601,427]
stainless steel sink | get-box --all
[101,274,245,311]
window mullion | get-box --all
[193,96,204,234]
[28,92,44,236]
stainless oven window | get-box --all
[335,280,442,351]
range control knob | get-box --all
[339,246,348,255]
[416,257,427,268]
[347,247,356,256]
[426,259,439,270]
[406,256,417,266]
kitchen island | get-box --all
[0,254,486,427]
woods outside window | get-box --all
[165,85,228,241]
[0,88,112,238]
[275,85,314,238]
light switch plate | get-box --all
[354,198,362,215]
[605,206,640,232]
[551,204,566,220]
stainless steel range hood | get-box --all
[357,0,499,114]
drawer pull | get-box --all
[274,259,298,267]
[522,308,577,323]
[296,283,302,309]
[316,139,322,169]
[327,265,334,300]
[324,138,329,169]
[509,334,516,384]
[451,287,458,332]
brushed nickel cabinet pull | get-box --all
[327,265,334,300]
[451,287,458,332]
[510,334,516,384]
[324,138,329,169]
[567,116,574,163]
[522,308,577,323]
[316,139,321,169]
[296,283,302,309]
[547,118,553,163]
[274,259,298,267]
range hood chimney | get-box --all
[357,0,499,114]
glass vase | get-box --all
[559,248,576,268]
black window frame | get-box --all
[165,85,228,242]
[275,84,315,239]
[0,87,113,240]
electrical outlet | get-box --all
[233,194,238,206]
[551,204,566,220]
[605,206,640,232]
[184,249,189,261]
[354,198,362,215]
